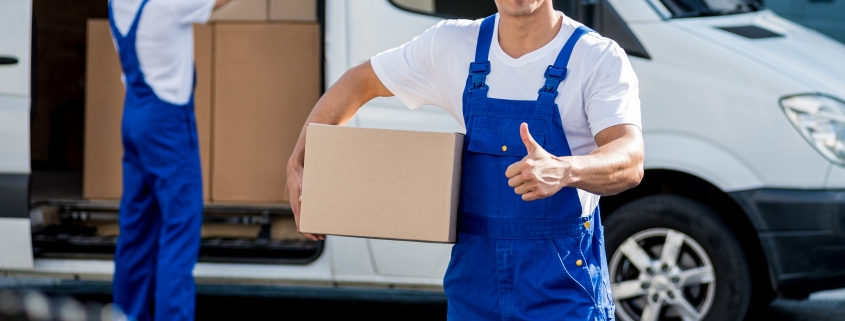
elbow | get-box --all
[602,163,643,197]
[629,163,644,189]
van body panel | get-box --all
[0,218,34,270]
[0,0,32,97]
[329,236,379,282]
[643,133,764,191]
[0,174,28,218]
[730,189,845,295]
[826,164,845,189]
[673,11,845,99]
[0,95,31,174]
[17,249,332,285]
[606,0,663,23]
[629,21,830,189]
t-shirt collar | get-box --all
[490,11,575,67]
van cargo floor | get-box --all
[30,199,323,264]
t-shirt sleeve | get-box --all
[370,22,444,110]
[171,0,215,25]
[583,41,642,137]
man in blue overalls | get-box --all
[109,0,230,320]
[288,0,644,319]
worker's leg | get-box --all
[137,105,203,321]
[113,124,161,321]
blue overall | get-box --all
[443,15,615,320]
[109,1,203,320]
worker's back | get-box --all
[110,0,213,106]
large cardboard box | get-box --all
[299,125,463,243]
[211,23,321,203]
[209,0,268,21]
[269,0,317,22]
[83,20,212,200]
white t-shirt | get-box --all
[110,0,214,105]
[371,13,641,216]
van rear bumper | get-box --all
[730,189,845,297]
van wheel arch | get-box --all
[600,169,776,310]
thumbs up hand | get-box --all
[505,123,572,201]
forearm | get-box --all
[562,128,644,196]
[288,61,390,171]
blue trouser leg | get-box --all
[115,103,203,321]
[152,152,202,321]
[114,146,160,321]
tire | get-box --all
[604,195,751,321]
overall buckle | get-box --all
[469,62,491,91]
[538,66,567,100]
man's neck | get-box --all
[497,4,561,59]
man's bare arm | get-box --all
[287,61,392,240]
[506,123,644,199]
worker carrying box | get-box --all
[288,0,643,319]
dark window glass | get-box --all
[389,0,650,59]
[659,0,764,18]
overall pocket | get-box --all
[548,235,597,305]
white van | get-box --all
[2,0,844,320]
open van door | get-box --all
[0,0,35,270]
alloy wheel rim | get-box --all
[610,228,716,321]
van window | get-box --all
[389,0,650,59]
[390,0,497,19]
[659,0,764,18]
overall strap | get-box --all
[467,14,496,98]
[108,0,151,40]
[537,25,595,102]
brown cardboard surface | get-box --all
[271,216,309,241]
[83,20,126,200]
[83,20,212,200]
[299,125,463,243]
[269,0,317,22]
[209,0,268,21]
[201,224,260,239]
[211,23,320,203]
[194,24,213,200]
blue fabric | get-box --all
[109,2,203,320]
[445,14,615,320]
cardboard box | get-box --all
[299,125,463,243]
[269,0,317,22]
[83,20,212,200]
[211,23,321,203]
[209,0,268,21]
[83,20,125,200]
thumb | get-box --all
[520,122,539,152]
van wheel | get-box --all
[604,195,751,321]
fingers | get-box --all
[505,161,523,179]
[303,233,325,241]
[507,174,524,188]
[520,122,539,152]
[521,190,542,201]
[514,183,533,195]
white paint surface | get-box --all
[0,218,33,270]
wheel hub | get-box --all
[651,274,670,291]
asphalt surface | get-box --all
[3,289,845,320]
[63,289,845,321]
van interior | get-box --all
[28,0,323,264]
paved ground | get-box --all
[65,291,845,321]
[3,289,845,320]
